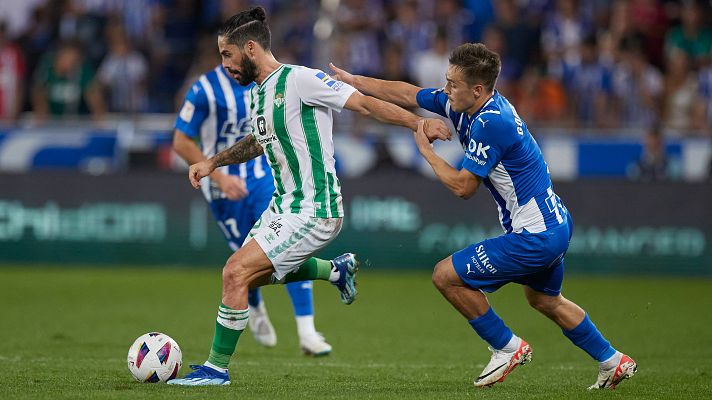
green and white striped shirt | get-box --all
[250,64,356,218]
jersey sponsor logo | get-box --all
[256,115,267,136]
[464,153,487,165]
[274,93,285,108]
[466,139,490,165]
[268,219,283,236]
[315,71,343,91]
[179,100,195,122]
[255,115,278,145]
[475,244,497,274]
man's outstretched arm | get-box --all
[189,134,264,189]
[330,63,421,109]
[413,120,481,199]
[343,91,451,142]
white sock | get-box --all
[600,351,621,369]
[500,334,521,352]
[204,360,228,373]
[296,315,317,337]
[328,262,340,283]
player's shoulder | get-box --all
[293,65,331,83]
[472,93,522,142]
[292,65,350,92]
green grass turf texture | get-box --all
[0,266,710,399]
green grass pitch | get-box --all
[1,266,711,399]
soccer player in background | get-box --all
[330,43,637,390]
[168,6,449,386]
[173,64,334,356]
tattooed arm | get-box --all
[188,135,264,189]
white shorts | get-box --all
[245,208,343,280]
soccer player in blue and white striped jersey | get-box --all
[331,43,637,390]
[173,64,332,356]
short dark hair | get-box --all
[448,43,501,91]
[218,6,271,50]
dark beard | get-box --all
[238,56,258,86]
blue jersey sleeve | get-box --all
[416,88,449,118]
[174,82,209,138]
[461,115,512,178]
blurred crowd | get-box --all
[1,0,712,136]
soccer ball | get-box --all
[127,332,182,383]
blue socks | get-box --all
[247,288,262,308]
[469,307,514,350]
[469,309,616,362]
[247,282,314,317]
[563,314,616,362]
[286,281,314,316]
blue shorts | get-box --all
[452,214,573,296]
[209,178,274,250]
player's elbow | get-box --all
[456,187,475,200]
[455,181,478,199]
[354,100,373,117]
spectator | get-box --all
[335,0,384,76]
[628,0,668,68]
[628,122,679,181]
[567,35,614,127]
[276,1,315,66]
[386,0,435,74]
[433,0,471,49]
[512,65,569,124]
[541,0,592,82]
[665,0,712,67]
[17,4,55,112]
[463,0,495,42]
[612,35,663,128]
[0,22,25,122]
[481,25,518,96]
[661,49,697,134]
[57,0,107,68]
[97,29,148,113]
[693,61,712,134]
[381,42,414,84]
[494,0,540,81]
[411,28,449,89]
[31,40,105,121]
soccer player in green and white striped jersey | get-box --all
[168,6,450,386]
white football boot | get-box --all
[299,332,332,356]
[588,352,637,390]
[248,301,277,348]
[474,338,532,388]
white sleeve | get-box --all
[293,67,358,112]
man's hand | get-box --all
[329,63,355,86]
[189,160,216,189]
[413,119,434,154]
[213,172,249,200]
[422,118,451,142]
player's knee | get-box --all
[527,293,560,315]
[431,260,452,292]
[222,259,248,287]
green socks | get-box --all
[277,257,333,283]
[207,304,248,369]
